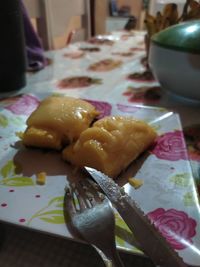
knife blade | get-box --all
[85,167,188,267]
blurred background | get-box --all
[23,0,148,50]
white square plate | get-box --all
[0,93,199,266]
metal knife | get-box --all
[85,167,188,267]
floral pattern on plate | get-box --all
[152,131,188,161]
[0,160,34,187]
[84,99,112,119]
[27,196,65,226]
[4,95,40,116]
[148,208,197,250]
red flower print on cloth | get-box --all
[147,208,197,250]
[84,99,112,119]
[130,47,145,52]
[127,70,155,82]
[57,76,102,89]
[5,95,40,116]
[63,51,85,59]
[123,86,162,104]
[152,131,188,161]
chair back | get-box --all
[23,0,91,50]
[117,0,144,29]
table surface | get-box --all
[0,30,200,267]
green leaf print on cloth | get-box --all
[38,210,65,224]
[0,177,34,187]
[0,114,8,128]
[170,173,191,187]
[27,196,65,225]
[48,196,64,208]
[0,160,34,187]
[183,192,197,207]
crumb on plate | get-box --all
[36,172,47,185]
[128,177,144,189]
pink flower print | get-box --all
[147,208,197,250]
[5,95,40,116]
[152,131,188,161]
[84,99,112,119]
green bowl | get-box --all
[149,20,200,101]
[151,20,200,54]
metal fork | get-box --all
[64,178,125,267]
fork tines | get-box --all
[65,178,105,213]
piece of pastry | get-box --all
[62,116,157,178]
[23,96,99,150]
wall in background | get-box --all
[95,0,109,35]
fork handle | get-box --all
[101,256,124,267]
[96,247,125,267]
[104,248,125,267]
[107,253,125,267]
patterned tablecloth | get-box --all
[0,30,200,267]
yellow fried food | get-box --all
[23,96,99,150]
[62,116,157,178]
